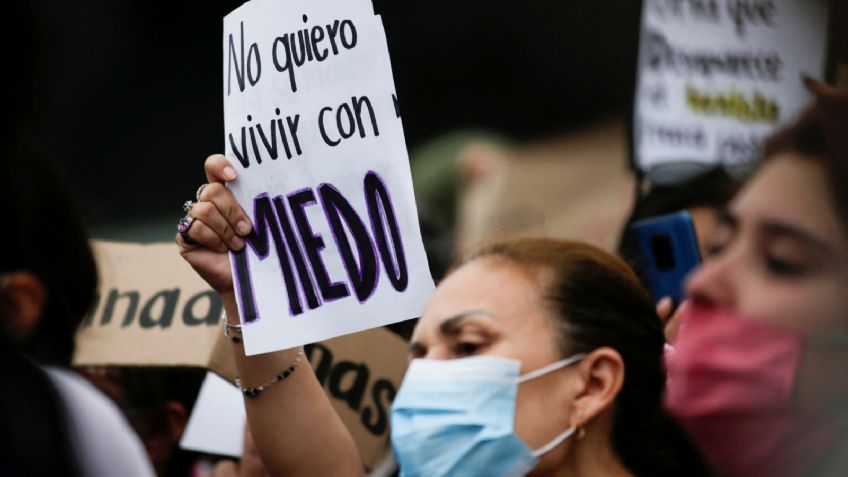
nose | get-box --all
[685,247,738,310]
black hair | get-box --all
[0,129,98,365]
[99,366,206,477]
[617,167,740,286]
[0,129,90,475]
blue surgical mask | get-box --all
[390,353,586,477]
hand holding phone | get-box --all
[629,211,702,305]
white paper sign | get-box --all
[634,0,828,172]
[180,372,246,458]
[222,0,434,355]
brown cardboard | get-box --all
[305,328,409,470]
[73,240,409,469]
[456,120,635,254]
[74,241,232,374]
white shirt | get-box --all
[46,368,155,477]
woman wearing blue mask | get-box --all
[178,158,707,477]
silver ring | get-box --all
[182,200,195,215]
[196,183,209,202]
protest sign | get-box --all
[634,0,828,173]
[223,0,434,356]
[181,328,409,469]
[303,326,409,468]
[181,372,246,458]
[75,240,410,469]
[74,241,236,377]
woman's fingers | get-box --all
[802,77,848,124]
[176,230,235,294]
[175,154,247,297]
[179,170,252,253]
[191,201,246,250]
[803,76,839,97]
[199,159,253,236]
[175,232,196,252]
[205,154,238,184]
[199,182,253,236]
[184,219,229,253]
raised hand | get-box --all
[176,154,253,296]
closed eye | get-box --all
[454,342,481,357]
[765,256,807,276]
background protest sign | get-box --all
[74,241,236,377]
[302,326,409,469]
[75,241,410,469]
[181,327,409,470]
[181,372,246,458]
[634,0,828,174]
[223,0,434,355]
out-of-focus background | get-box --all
[8,0,643,268]
[10,0,846,279]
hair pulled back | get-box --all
[468,238,709,477]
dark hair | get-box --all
[81,366,206,477]
[617,167,739,274]
[0,130,98,365]
[763,93,848,229]
[468,238,709,477]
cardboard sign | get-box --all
[74,241,409,469]
[74,241,237,378]
[456,121,636,254]
[634,0,828,172]
[223,0,434,356]
[181,327,409,470]
[181,372,246,458]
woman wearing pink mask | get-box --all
[665,82,848,477]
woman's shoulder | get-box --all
[45,367,156,477]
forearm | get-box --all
[222,293,364,477]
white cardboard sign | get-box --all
[634,0,828,172]
[222,0,434,355]
[180,372,246,458]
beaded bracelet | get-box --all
[221,310,243,343]
[235,347,305,397]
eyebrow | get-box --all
[438,309,496,336]
[719,210,832,254]
[407,309,496,355]
[761,221,833,254]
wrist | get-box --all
[218,289,237,305]
[218,293,243,342]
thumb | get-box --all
[655,296,674,323]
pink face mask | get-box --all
[664,305,845,477]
